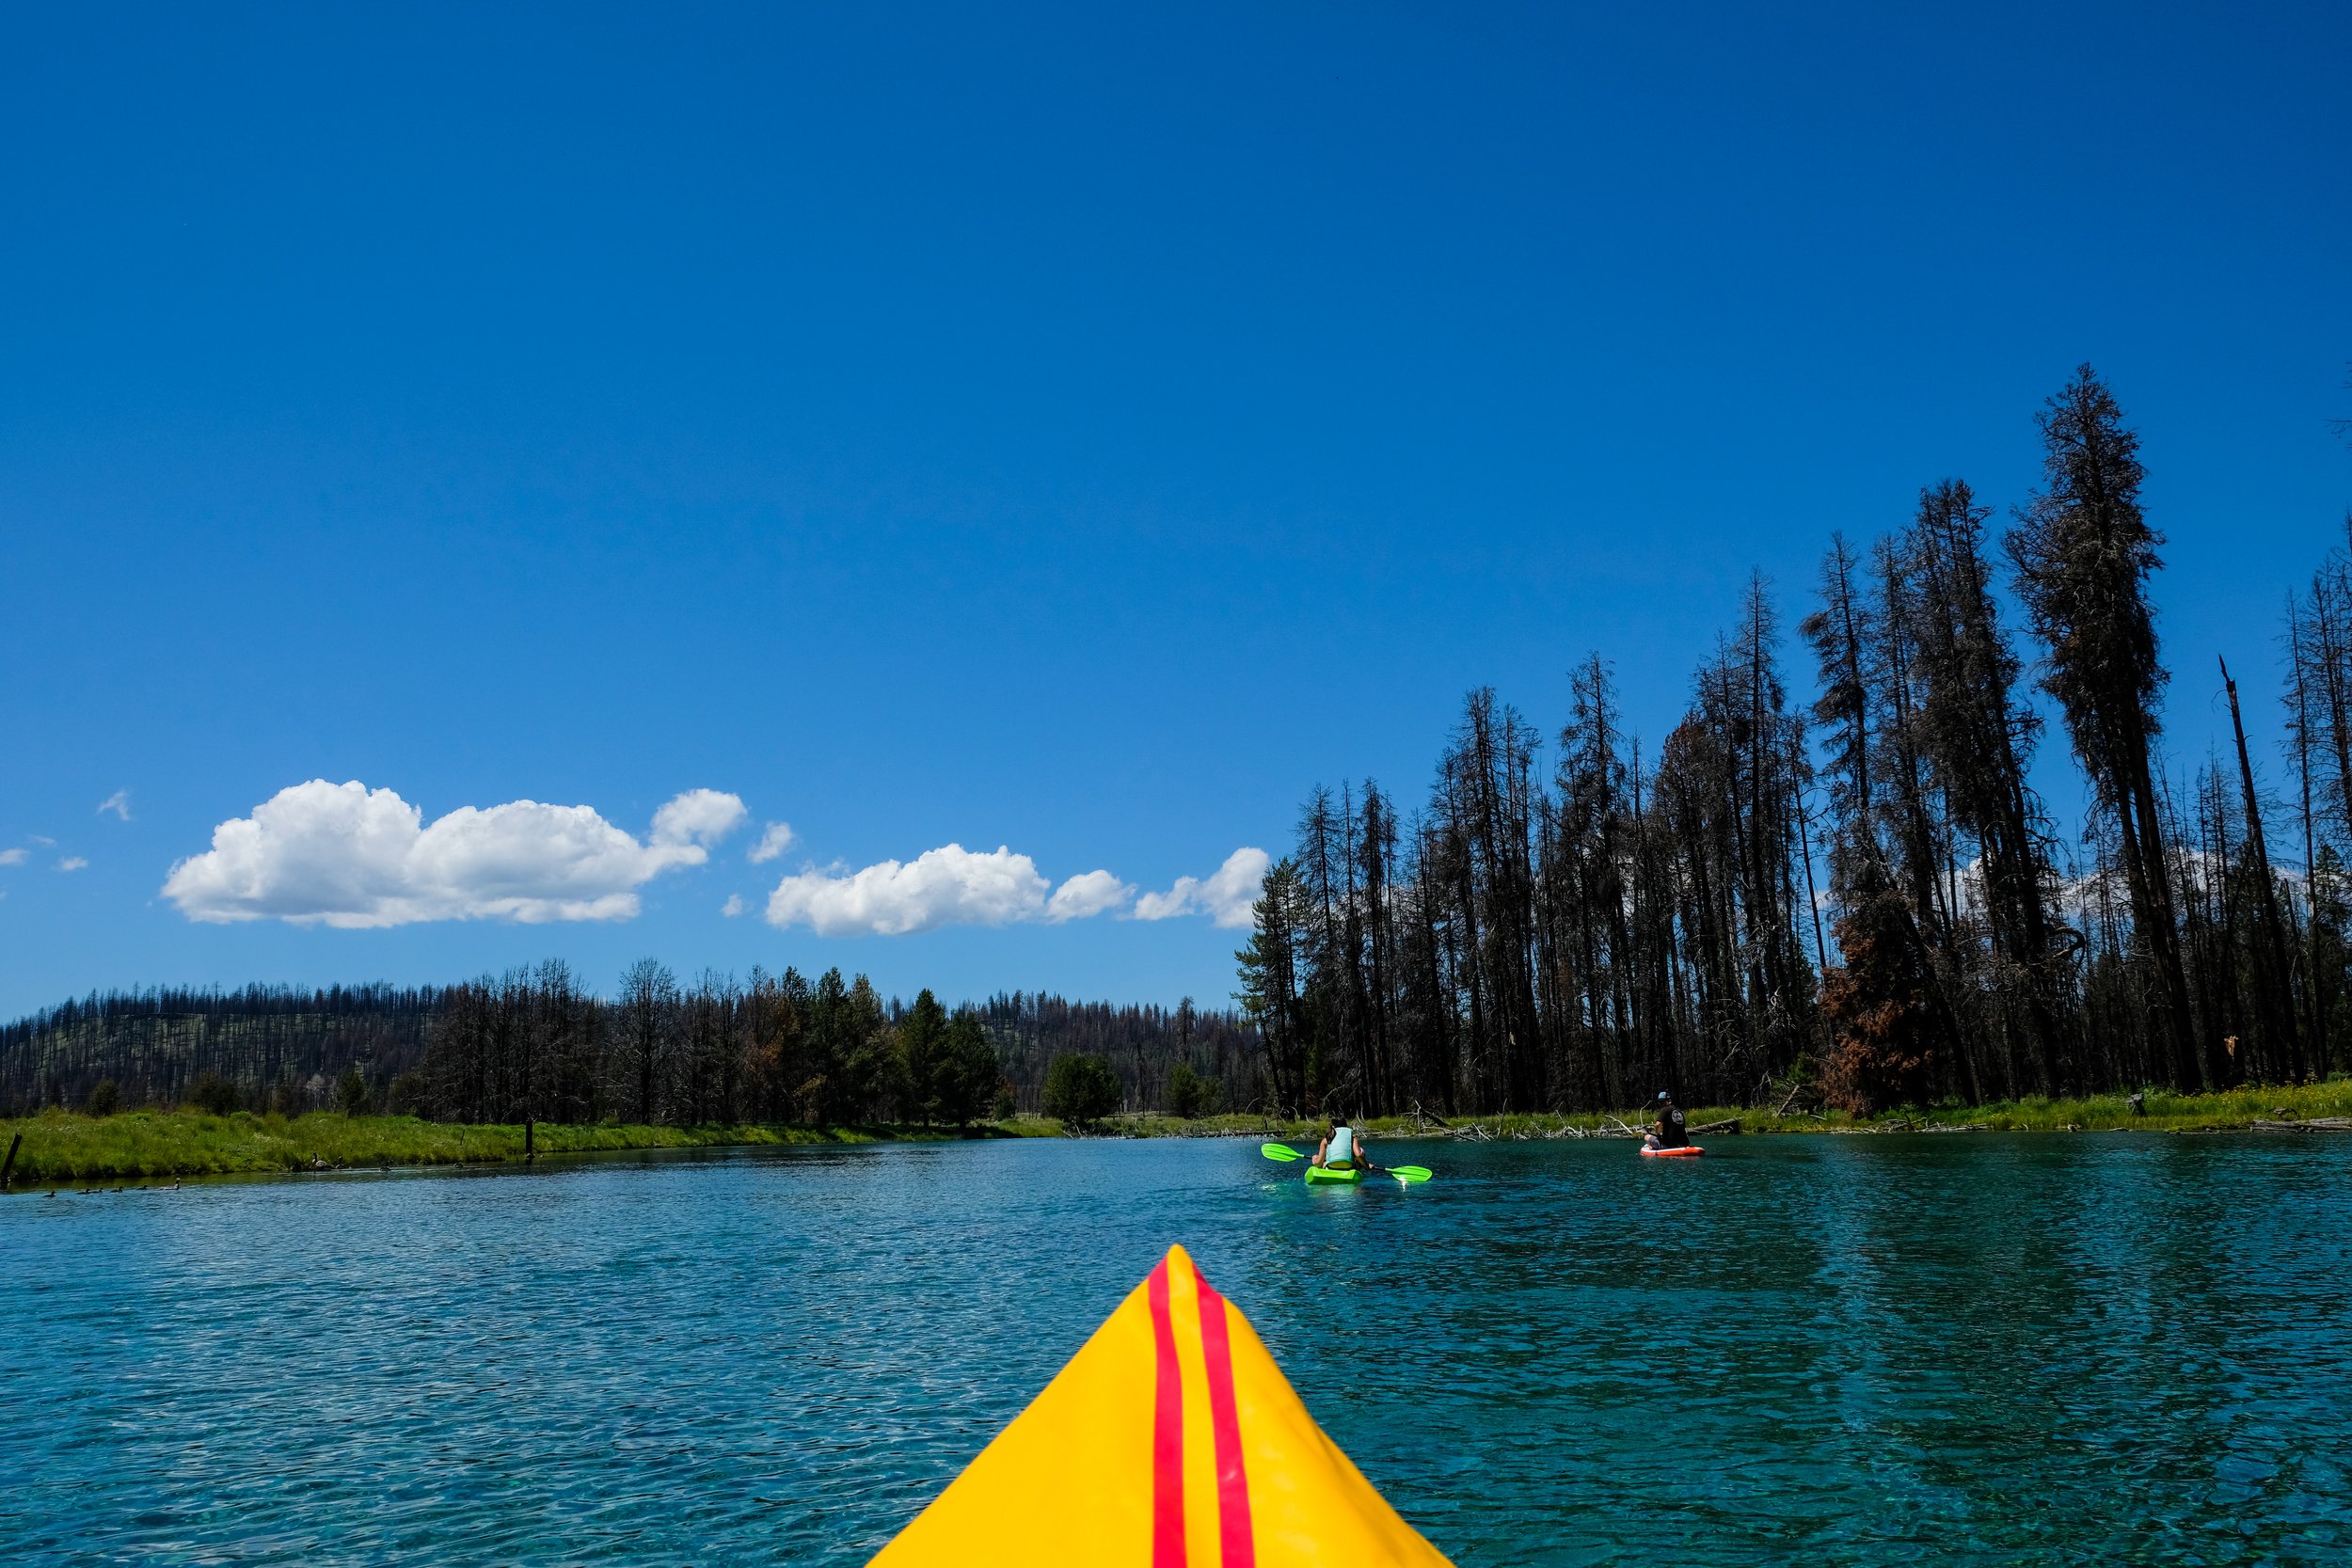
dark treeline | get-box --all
[1,967,1258,1124]
[0,984,440,1117]
[421,975,1261,1123]
[1240,366,2352,1117]
[424,960,1004,1128]
[977,992,1259,1115]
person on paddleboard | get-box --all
[1313,1113,1370,1172]
[1643,1091,1690,1150]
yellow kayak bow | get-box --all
[869,1243,1453,1566]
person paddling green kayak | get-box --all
[1312,1113,1370,1175]
[1259,1138,1432,1184]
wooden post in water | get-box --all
[1,1132,19,1192]
[525,1117,535,1164]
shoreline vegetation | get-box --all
[7,1079,2346,1186]
[0,1111,1009,1185]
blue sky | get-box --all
[2,1,2347,1020]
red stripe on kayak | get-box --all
[1194,1273,1257,1568]
[1148,1259,1186,1568]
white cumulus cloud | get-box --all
[747,821,795,863]
[757,837,1265,938]
[761,846,1134,937]
[1046,868,1135,923]
[162,780,745,927]
[722,894,747,918]
[1134,847,1271,929]
[766,843,1053,937]
[98,790,132,821]
[0,847,26,867]
[57,856,89,873]
[650,788,750,847]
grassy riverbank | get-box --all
[1056,1078,2352,1142]
[8,1080,2346,1184]
[0,1110,962,1184]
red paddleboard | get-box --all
[1639,1145,1704,1158]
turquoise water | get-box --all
[5,1134,2347,1565]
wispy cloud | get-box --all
[722,893,746,917]
[97,790,132,821]
[0,847,26,867]
[163,781,746,927]
[57,856,89,872]
[747,822,795,863]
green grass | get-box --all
[1027,1078,2352,1143]
[8,1080,2346,1185]
[0,1110,989,1184]
[1847,1078,2352,1133]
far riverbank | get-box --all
[0,1111,1023,1186]
[1103,1077,2352,1142]
[5,1079,2345,1185]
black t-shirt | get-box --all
[1655,1105,1689,1147]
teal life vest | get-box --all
[1327,1127,1357,1167]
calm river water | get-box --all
[5,1133,2347,1565]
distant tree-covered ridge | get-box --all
[1240,366,2352,1119]
[0,972,1257,1126]
[0,983,443,1120]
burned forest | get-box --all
[8,368,2347,1129]
[1241,367,2352,1117]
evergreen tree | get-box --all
[934,1011,999,1128]
[898,990,950,1124]
[1907,482,2068,1096]
[2007,366,2201,1090]
[1041,1053,1120,1129]
[1234,860,1308,1114]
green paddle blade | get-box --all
[1388,1165,1433,1183]
[1260,1143,1305,1162]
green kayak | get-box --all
[1304,1164,1363,1185]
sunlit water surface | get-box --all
[5,1134,2347,1565]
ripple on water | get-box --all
[3,1135,2349,1565]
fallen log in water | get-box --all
[1691,1117,1741,1135]
[2253,1117,2352,1132]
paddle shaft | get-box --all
[1261,1144,1429,1182]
